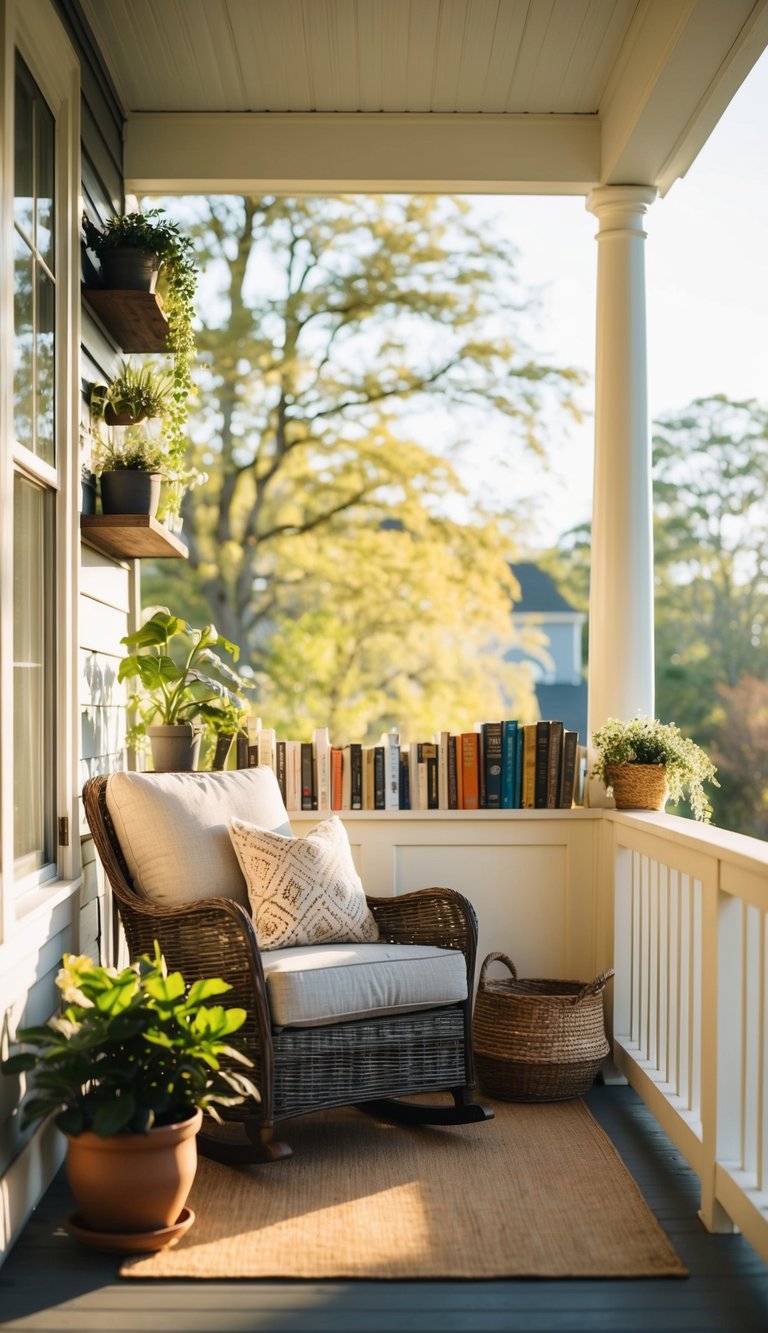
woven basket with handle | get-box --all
[473,953,614,1102]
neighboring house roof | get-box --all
[510,563,579,615]
[535,684,588,743]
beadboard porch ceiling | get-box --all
[79,0,768,194]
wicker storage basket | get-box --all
[473,952,614,1102]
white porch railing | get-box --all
[610,810,768,1263]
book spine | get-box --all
[258,727,276,772]
[461,733,480,810]
[478,727,486,808]
[418,743,438,810]
[558,731,579,808]
[383,730,400,810]
[522,723,537,808]
[247,743,259,768]
[331,747,343,810]
[438,731,450,810]
[399,748,411,809]
[300,742,315,811]
[373,746,386,810]
[212,734,233,771]
[455,735,464,809]
[501,721,517,809]
[349,743,363,810]
[482,721,503,809]
[447,734,458,809]
[363,746,375,810]
[547,720,564,810]
[285,740,301,811]
[408,742,421,811]
[313,726,331,812]
[275,740,287,803]
[534,720,550,809]
[235,731,249,769]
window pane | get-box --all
[13,476,55,879]
[36,94,55,270]
[13,229,34,451]
[37,268,55,464]
[14,60,33,241]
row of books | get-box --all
[236,721,586,814]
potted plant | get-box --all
[591,715,718,822]
[119,609,251,772]
[83,208,197,471]
[1,942,258,1245]
[90,359,175,426]
[93,435,169,517]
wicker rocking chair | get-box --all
[83,774,492,1162]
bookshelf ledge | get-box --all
[80,514,189,560]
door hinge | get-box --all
[58,816,70,848]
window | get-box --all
[11,52,58,891]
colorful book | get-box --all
[534,720,550,809]
[521,723,537,808]
[546,720,564,810]
[313,726,331,812]
[330,747,343,810]
[501,720,518,809]
[399,748,411,809]
[300,741,315,810]
[275,740,287,802]
[447,734,459,809]
[482,721,503,809]
[374,745,386,809]
[558,731,579,809]
[461,732,480,810]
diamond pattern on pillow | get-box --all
[228,816,379,950]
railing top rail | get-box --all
[607,809,768,877]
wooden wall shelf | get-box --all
[83,289,169,352]
[80,514,188,560]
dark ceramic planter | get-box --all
[100,247,160,293]
[100,470,162,517]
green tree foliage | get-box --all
[541,395,768,833]
[708,677,768,838]
[654,395,768,728]
[144,195,582,737]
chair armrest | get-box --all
[367,887,478,959]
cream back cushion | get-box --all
[228,815,379,950]
[106,768,291,908]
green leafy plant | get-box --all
[90,360,175,424]
[118,609,251,739]
[1,943,258,1136]
[92,434,169,476]
[83,208,197,470]
[592,715,719,822]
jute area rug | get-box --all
[122,1098,686,1280]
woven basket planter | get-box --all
[473,953,614,1102]
[605,763,668,811]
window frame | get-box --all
[0,0,82,943]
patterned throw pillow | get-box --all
[228,816,380,950]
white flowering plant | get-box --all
[1,943,258,1137]
[592,715,719,823]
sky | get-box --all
[463,45,768,549]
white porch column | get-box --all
[586,185,657,756]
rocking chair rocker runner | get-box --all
[83,771,493,1163]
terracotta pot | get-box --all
[147,723,202,772]
[605,763,668,811]
[66,1108,202,1234]
[103,403,149,427]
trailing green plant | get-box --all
[118,609,251,743]
[591,715,719,822]
[83,208,197,469]
[90,359,175,424]
[1,942,259,1136]
[92,434,169,475]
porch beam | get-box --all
[586,185,657,760]
[123,111,600,195]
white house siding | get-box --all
[1,0,128,1265]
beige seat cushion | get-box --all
[261,941,468,1028]
[228,815,379,950]
[106,768,291,908]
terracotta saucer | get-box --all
[65,1206,195,1253]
